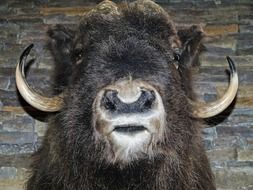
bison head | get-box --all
[16,0,238,166]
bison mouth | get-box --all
[113,125,146,134]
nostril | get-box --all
[143,91,156,109]
[104,98,116,111]
[102,90,118,111]
[140,90,156,110]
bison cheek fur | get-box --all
[27,58,214,190]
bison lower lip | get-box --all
[113,125,146,134]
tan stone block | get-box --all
[35,120,47,137]
[1,106,26,114]
[236,97,253,108]
[207,148,237,161]
[238,148,253,161]
[40,6,92,16]
[204,24,239,36]
[0,180,25,190]
[214,167,253,189]
[2,106,43,115]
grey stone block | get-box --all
[0,77,10,90]
[0,144,36,155]
[240,25,253,33]
[0,167,17,180]
[0,132,37,145]
[2,115,34,132]
[0,112,13,123]
[0,90,20,107]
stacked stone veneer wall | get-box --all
[0,0,252,190]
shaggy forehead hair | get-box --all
[77,6,180,61]
[49,3,187,99]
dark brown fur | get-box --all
[26,1,215,189]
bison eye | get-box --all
[173,53,181,61]
[73,48,84,64]
[173,52,181,69]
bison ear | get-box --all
[47,25,76,93]
[47,24,75,61]
[177,25,204,68]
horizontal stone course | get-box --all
[0,154,31,168]
[2,115,34,132]
[207,147,237,161]
[0,132,37,145]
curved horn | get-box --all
[190,56,239,118]
[16,44,64,112]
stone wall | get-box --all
[0,0,252,189]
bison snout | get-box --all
[92,79,167,163]
[101,89,156,114]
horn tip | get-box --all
[20,44,34,63]
[226,56,237,75]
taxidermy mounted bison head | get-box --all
[16,0,238,189]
